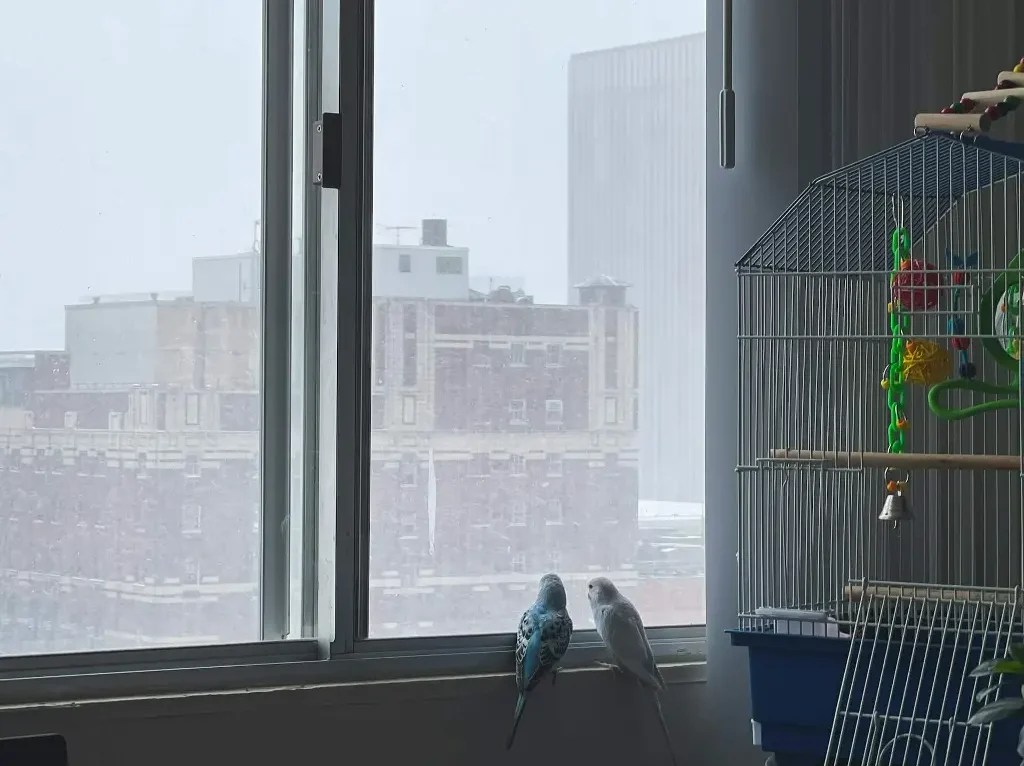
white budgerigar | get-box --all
[588,576,677,766]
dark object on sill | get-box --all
[0,734,68,766]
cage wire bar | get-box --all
[734,129,1024,764]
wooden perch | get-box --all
[769,449,1020,471]
[962,86,1024,106]
[844,583,1018,605]
[914,112,990,134]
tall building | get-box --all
[566,33,706,505]
[0,219,655,648]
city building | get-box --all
[0,219,651,648]
[566,33,707,506]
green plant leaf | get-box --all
[971,658,1024,678]
[968,697,1024,725]
[977,684,1007,703]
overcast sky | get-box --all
[0,1,704,350]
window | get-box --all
[371,394,386,429]
[0,0,704,703]
[605,396,618,424]
[0,0,308,669]
[510,498,528,526]
[509,342,525,365]
[399,454,419,488]
[435,255,463,274]
[546,498,564,525]
[138,391,151,426]
[402,395,416,425]
[469,453,490,476]
[185,393,201,426]
[367,0,707,642]
[545,343,562,367]
[511,553,527,574]
[398,253,411,273]
[509,399,527,424]
[182,503,202,535]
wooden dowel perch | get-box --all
[961,86,1024,106]
[769,449,1020,472]
[844,584,1018,605]
[914,112,990,134]
[998,71,1024,87]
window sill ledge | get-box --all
[0,631,705,711]
[0,658,706,719]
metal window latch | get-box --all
[312,112,341,190]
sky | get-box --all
[0,0,705,351]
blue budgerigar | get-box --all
[506,573,573,750]
[588,576,677,766]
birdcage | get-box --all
[729,64,1024,766]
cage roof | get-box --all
[736,132,1024,274]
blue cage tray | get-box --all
[729,628,1023,765]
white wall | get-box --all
[65,303,159,387]
[192,253,261,304]
[372,244,470,300]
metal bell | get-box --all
[879,488,913,527]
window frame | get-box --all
[0,0,705,708]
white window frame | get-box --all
[0,0,703,707]
[544,398,564,425]
[509,341,525,365]
[185,393,201,426]
[401,394,416,425]
[604,395,618,424]
[508,398,526,424]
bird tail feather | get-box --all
[650,690,678,766]
[506,692,527,750]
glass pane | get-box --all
[0,1,289,654]
[369,1,707,637]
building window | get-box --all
[471,340,491,367]
[605,396,618,424]
[545,343,562,367]
[511,552,527,573]
[469,452,490,476]
[185,393,200,426]
[509,342,525,365]
[546,498,564,525]
[605,339,618,388]
[402,395,416,425]
[436,255,463,274]
[138,391,150,425]
[182,503,202,534]
[399,454,418,487]
[546,454,563,477]
[184,455,201,478]
[371,394,385,429]
[398,253,411,273]
[509,453,526,476]
[510,498,528,526]
[545,399,564,425]
[509,399,527,424]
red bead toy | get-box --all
[891,259,941,311]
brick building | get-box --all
[0,228,646,649]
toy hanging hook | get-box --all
[890,195,906,228]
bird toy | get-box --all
[945,248,978,380]
[883,225,912,440]
[937,58,1024,129]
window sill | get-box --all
[0,628,705,709]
